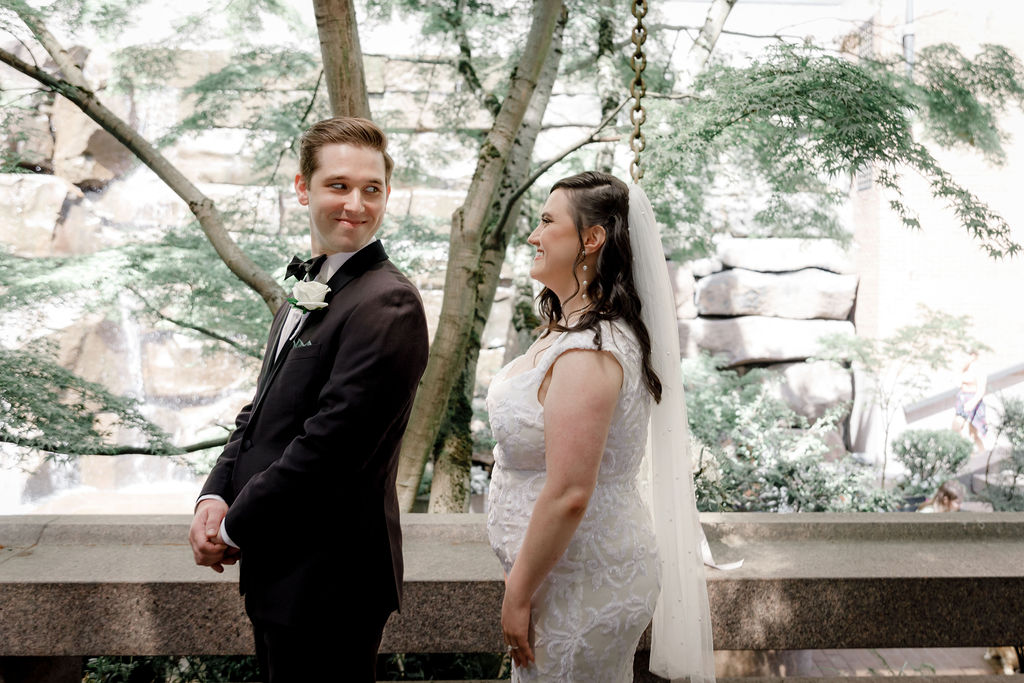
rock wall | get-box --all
[674,237,857,455]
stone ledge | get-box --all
[1,513,1023,656]
[714,678,1009,683]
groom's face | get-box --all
[295,143,391,256]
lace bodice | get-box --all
[487,321,651,479]
[486,320,660,682]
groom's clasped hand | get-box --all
[189,498,236,573]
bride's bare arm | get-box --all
[501,347,623,667]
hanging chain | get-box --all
[629,0,648,182]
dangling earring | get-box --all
[580,250,589,301]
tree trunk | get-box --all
[396,0,566,512]
[503,260,540,365]
[427,346,476,513]
[424,4,566,514]
[677,0,738,90]
[313,0,372,119]
[0,25,285,313]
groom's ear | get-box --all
[295,173,310,206]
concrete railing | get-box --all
[903,361,1024,423]
[2,513,1024,680]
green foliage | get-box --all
[979,397,1024,511]
[0,346,173,457]
[119,231,281,358]
[815,307,986,485]
[0,232,281,359]
[0,248,136,314]
[0,229,282,456]
[644,43,1023,258]
[380,652,510,681]
[892,428,972,497]
[154,48,324,188]
[915,43,1024,163]
[384,214,452,276]
[818,308,985,402]
[866,649,937,677]
[83,655,258,682]
[683,353,896,513]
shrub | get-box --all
[684,353,898,513]
[892,429,972,497]
[979,396,1024,510]
[83,655,259,682]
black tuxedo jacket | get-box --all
[200,241,429,627]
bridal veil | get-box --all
[628,183,716,683]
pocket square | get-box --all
[292,338,312,348]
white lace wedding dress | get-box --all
[486,320,661,683]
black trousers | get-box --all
[252,609,391,683]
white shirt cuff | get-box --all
[195,495,238,549]
[219,517,239,549]
[195,493,226,509]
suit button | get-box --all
[242,439,253,450]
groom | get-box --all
[189,117,429,682]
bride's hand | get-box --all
[501,587,535,668]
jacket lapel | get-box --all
[254,305,291,400]
[248,241,390,420]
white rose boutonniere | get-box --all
[288,280,331,312]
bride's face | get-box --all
[528,189,582,296]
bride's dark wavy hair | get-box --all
[537,171,662,403]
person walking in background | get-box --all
[188,117,429,683]
[953,350,989,455]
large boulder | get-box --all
[52,95,134,189]
[679,316,854,365]
[56,314,141,397]
[769,360,853,420]
[669,263,698,319]
[717,237,854,274]
[2,110,54,172]
[695,268,857,320]
[689,255,723,278]
[0,173,82,256]
[388,187,466,220]
[165,129,260,185]
[89,171,191,230]
[141,331,258,400]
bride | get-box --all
[486,171,715,682]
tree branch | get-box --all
[654,23,797,43]
[0,434,229,456]
[313,0,371,118]
[678,0,739,91]
[646,91,701,101]
[126,285,262,359]
[362,53,455,66]
[1,16,286,313]
[16,9,91,91]
[492,96,630,237]
[267,69,323,187]
[444,0,501,117]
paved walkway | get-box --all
[777,648,1006,677]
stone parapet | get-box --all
[1,513,1023,657]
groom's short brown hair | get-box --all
[299,117,394,186]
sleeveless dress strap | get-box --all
[533,322,639,394]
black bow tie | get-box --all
[286,254,327,281]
